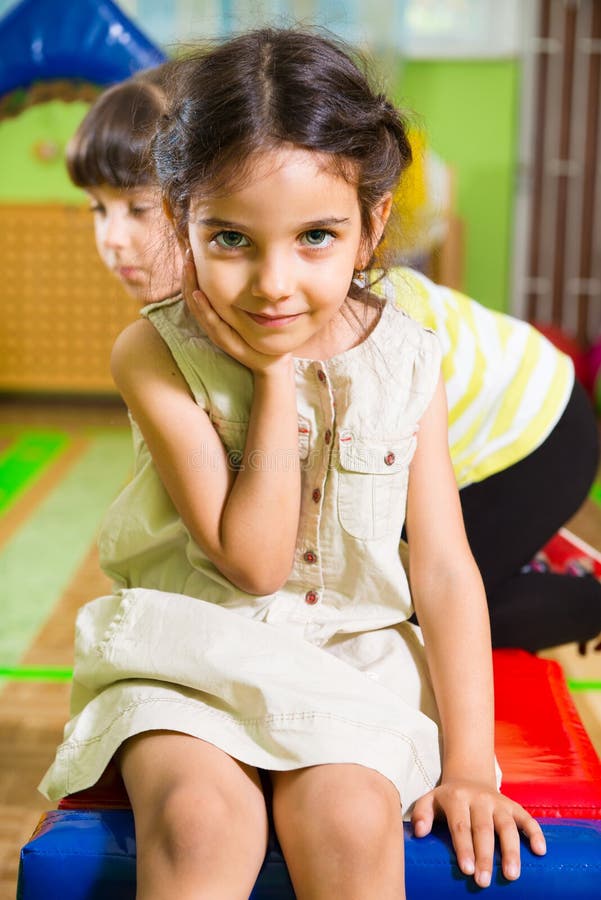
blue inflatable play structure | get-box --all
[0,0,165,100]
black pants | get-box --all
[459,380,601,651]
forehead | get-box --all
[189,146,360,223]
[86,184,161,204]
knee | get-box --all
[280,771,401,855]
[151,784,229,862]
[328,783,400,852]
[149,781,266,866]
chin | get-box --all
[250,336,298,356]
[122,285,145,301]
[121,284,152,305]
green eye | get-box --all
[302,230,333,247]
[215,231,249,249]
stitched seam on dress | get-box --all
[94,592,136,658]
[58,696,435,787]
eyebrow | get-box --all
[195,216,351,230]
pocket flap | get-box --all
[337,430,417,474]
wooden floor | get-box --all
[1,399,600,900]
[1,398,129,900]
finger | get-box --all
[182,248,199,298]
[188,290,214,329]
[513,806,547,857]
[494,811,521,882]
[183,244,194,271]
[182,262,194,305]
[469,806,495,889]
[446,805,476,879]
[411,793,435,838]
[191,290,212,318]
[190,291,241,353]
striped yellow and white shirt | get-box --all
[376,268,574,489]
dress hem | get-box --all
[39,693,440,817]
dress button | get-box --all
[317,369,326,383]
[304,550,317,563]
[312,488,321,503]
[384,451,396,466]
[305,589,319,605]
[324,429,332,444]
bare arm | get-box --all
[406,376,496,784]
[111,317,301,595]
[406,375,545,887]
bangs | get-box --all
[67,126,154,189]
[67,82,163,190]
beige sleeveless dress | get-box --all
[40,294,446,814]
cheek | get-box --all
[194,258,243,302]
[93,221,107,255]
[312,254,356,298]
[135,230,158,262]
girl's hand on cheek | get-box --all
[411,780,546,889]
[182,248,293,377]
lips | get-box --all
[245,311,303,327]
[117,266,143,282]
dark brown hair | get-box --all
[154,28,412,271]
[66,64,174,190]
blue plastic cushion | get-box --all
[17,810,601,899]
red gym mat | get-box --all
[494,649,601,819]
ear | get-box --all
[355,192,393,270]
[162,198,189,257]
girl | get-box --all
[66,66,180,306]
[71,63,600,655]
[42,29,546,898]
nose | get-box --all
[102,212,130,251]
[251,249,295,302]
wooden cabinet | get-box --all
[0,204,139,394]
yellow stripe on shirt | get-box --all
[485,329,542,445]
[469,354,573,482]
[380,267,575,489]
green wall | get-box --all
[0,100,88,203]
[398,60,520,312]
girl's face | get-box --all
[88,185,180,305]
[187,146,388,359]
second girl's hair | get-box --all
[67,65,173,190]
[154,28,412,268]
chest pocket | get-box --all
[336,431,417,540]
